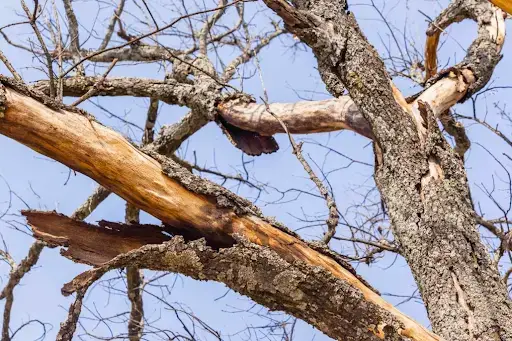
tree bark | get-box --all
[0,80,440,341]
[25,211,437,341]
[260,0,512,340]
[34,73,468,144]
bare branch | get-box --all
[198,0,228,55]
[60,0,245,77]
[62,0,84,76]
[55,284,86,341]
[98,0,126,51]
[20,0,55,97]
[0,51,21,82]
[424,0,505,95]
[70,185,111,221]
[126,267,144,341]
[0,241,44,341]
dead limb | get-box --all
[0,80,440,341]
[24,211,439,341]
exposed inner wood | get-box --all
[24,211,170,265]
[220,75,470,140]
[490,0,512,15]
[218,97,373,138]
[0,85,440,341]
[425,32,440,81]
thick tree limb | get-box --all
[33,77,197,106]
[34,74,471,142]
[219,97,372,138]
[23,211,440,341]
[260,1,512,340]
[0,80,439,341]
[425,0,505,94]
[221,76,469,140]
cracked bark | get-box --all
[261,0,512,340]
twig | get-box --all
[61,0,248,77]
[98,0,126,51]
[71,58,119,106]
[255,58,339,244]
[62,0,84,76]
[140,0,159,30]
[20,0,55,97]
[0,50,22,82]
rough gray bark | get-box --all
[37,216,421,341]
[77,237,402,341]
[34,77,199,106]
[34,65,280,156]
[126,266,143,341]
[261,0,512,340]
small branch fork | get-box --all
[263,102,340,244]
[255,59,339,244]
[71,58,118,107]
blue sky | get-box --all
[0,0,511,339]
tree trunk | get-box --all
[375,104,512,341]
[261,0,512,340]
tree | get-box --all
[0,0,511,340]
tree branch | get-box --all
[0,241,44,341]
[98,0,126,51]
[25,211,440,341]
[34,76,198,106]
[70,185,111,221]
[62,0,85,76]
[0,79,439,341]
